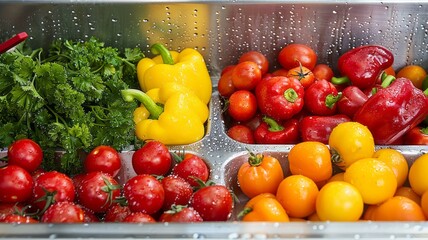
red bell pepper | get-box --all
[403,126,428,145]
[304,79,341,116]
[300,114,351,144]
[337,86,369,118]
[331,45,394,90]
[353,77,428,144]
[255,76,304,121]
[253,116,299,144]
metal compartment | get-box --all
[1,0,428,239]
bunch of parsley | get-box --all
[0,37,144,175]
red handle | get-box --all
[0,32,28,54]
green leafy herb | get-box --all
[0,37,144,175]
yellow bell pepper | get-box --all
[137,43,212,105]
[121,82,209,145]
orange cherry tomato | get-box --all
[288,141,333,183]
[240,193,289,222]
[312,64,334,82]
[237,152,284,198]
[372,196,426,221]
[396,65,427,89]
[287,64,315,88]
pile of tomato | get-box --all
[0,139,233,223]
[219,43,428,145]
[236,121,428,222]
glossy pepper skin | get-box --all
[403,126,428,145]
[300,114,351,144]
[255,76,304,121]
[337,86,369,118]
[353,77,428,144]
[253,116,299,144]
[304,79,341,116]
[332,45,394,90]
[121,82,209,145]
[137,43,212,105]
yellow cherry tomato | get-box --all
[328,122,375,170]
[396,65,427,89]
[409,153,428,196]
[373,148,409,187]
[316,181,364,221]
[344,158,397,205]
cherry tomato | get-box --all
[238,51,270,75]
[2,214,38,223]
[237,152,284,198]
[190,185,233,221]
[132,140,172,176]
[396,65,427,89]
[7,139,43,173]
[218,68,236,98]
[161,175,193,211]
[159,205,203,223]
[0,203,24,221]
[123,212,156,223]
[221,65,235,76]
[76,171,121,213]
[32,171,75,211]
[231,61,262,90]
[272,68,289,77]
[84,145,121,177]
[41,202,85,223]
[278,43,317,70]
[227,90,258,122]
[0,165,34,203]
[287,64,315,88]
[124,174,164,215]
[104,203,132,222]
[227,124,255,144]
[312,64,334,81]
[172,153,209,187]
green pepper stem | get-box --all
[150,43,174,65]
[381,75,396,88]
[121,89,164,119]
[424,88,428,96]
[283,88,298,103]
[331,76,350,85]
[325,92,342,109]
[262,116,284,132]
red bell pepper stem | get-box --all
[325,92,342,109]
[380,74,396,88]
[150,43,174,65]
[262,116,284,132]
[284,88,298,103]
[331,76,350,85]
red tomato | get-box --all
[0,203,24,221]
[278,43,317,70]
[238,51,270,75]
[161,175,193,211]
[41,202,85,223]
[232,61,262,90]
[2,214,38,223]
[312,64,334,81]
[123,212,156,223]
[159,206,203,223]
[32,171,75,211]
[221,65,235,76]
[172,153,210,187]
[287,64,315,88]
[7,139,43,173]
[218,68,236,98]
[190,185,233,221]
[227,90,258,122]
[76,171,121,213]
[227,124,255,144]
[0,165,33,203]
[104,203,132,222]
[132,140,172,176]
[272,68,289,77]
[124,174,164,215]
[84,145,121,177]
